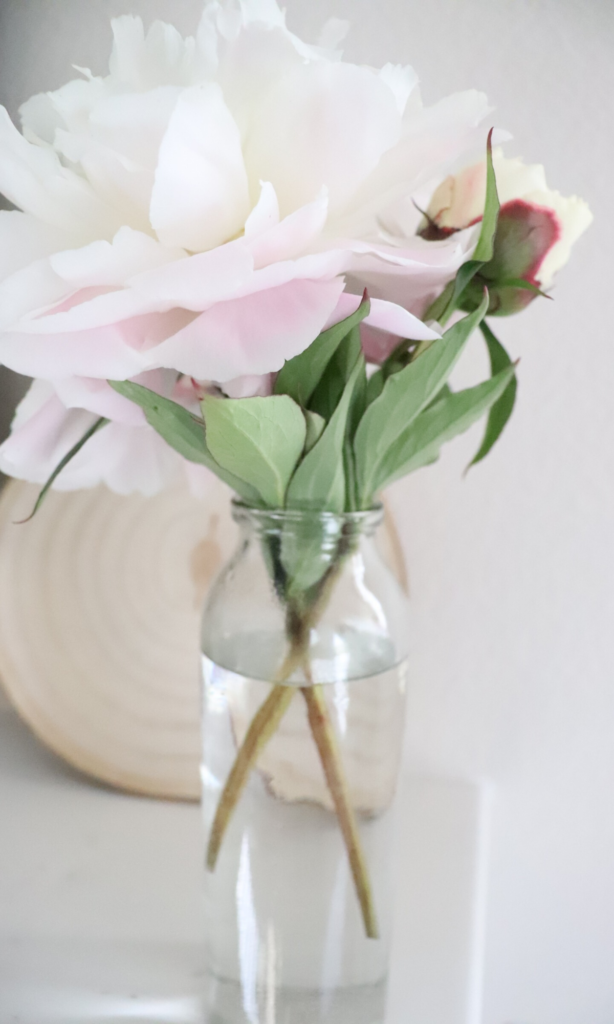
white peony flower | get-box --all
[0,0,494,494]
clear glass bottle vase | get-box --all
[200,502,409,1024]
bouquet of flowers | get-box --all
[0,0,591,941]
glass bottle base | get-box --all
[203,971,389,1024]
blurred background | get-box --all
[0,2,612,1022]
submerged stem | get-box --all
[206,646,301,871]
[206,525,379,939]
[301,678,380,940]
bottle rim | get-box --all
[231,499,384,531]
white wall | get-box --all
[1,2,613,1021]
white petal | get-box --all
[493,151,548,205]
[0,211,76,284]
[335,90,491,236]
[150,84,250,252]
[529,190,593,287]
[245,61,402,216]
[0,106,122,241]
[247,190,329,268]
[244,181,280,240]
[149,277,346,380]
[215,23,302,136]
[109,17,195,90]
[19,93,64,145]
[88,87,181,168]
[379,64,419,116]
[50,227,185,289]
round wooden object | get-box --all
[0,479,407,801]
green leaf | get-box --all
[286,356,364,513]
[202,394,306,508]
[366,367,385,405]
[307,324,363,421]
[274,293,370,407]
[280,514,344,598]
[109,380,261,503]
[466,322,518,469]
[425,382,453,411]
[355,295,489,502]
[367,363,516,498]
[17,417,109,523]
[472,128,500,264]
[304,411,326,453]
[426,129,500,325]
[496,278,552,300]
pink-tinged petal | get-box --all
[0,211,77,284]
[244,61,402,216]
[49,227,185,289]
[73,421,182,496]
[51,376,147,425]
[0,259,71,331]
[0,378,186,496]
[243,181,280,240]
[360,325,401,365]
[149,276,346,381]
[247,189,329,269]
[150,84,250,252]
[327,292,440,342]
[0,106,122,242]
[0,384,98,484]
[0,309,193,379]
[129,237,254,312]
[15,240,253,334]
[221,373,274,398]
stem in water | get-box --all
[301,678,379,940]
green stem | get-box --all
[206,528,380,940]
[301,676,379,940]
[206,646,300,871]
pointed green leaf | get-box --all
[466,322,518,469]
[472,128,500,264]
[355,295,489,501]
[274,293,370,407]
[426,129,500,325]
[368,364,516,498]
[109,380,261,503]
[202,395,306,508]
[286,356,363,513]
[304,411,326,453]
[366,367,385,405]
[18,417,109,523]
[307,324,363,420]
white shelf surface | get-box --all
[0,709,490,1023]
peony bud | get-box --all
[421,151,592,315]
